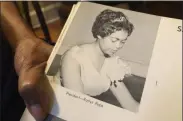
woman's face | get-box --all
[98,30,128,57]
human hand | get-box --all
[14,38,54,121]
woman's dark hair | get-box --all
[92,9,134,39]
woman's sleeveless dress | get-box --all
[57,46,131,108]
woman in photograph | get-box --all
[60,9,139,112]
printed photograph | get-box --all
[47,3,161,113]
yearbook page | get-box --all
[21,2,182,121]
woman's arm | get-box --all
[109,57,139,112]
[110,81,139,112]
[1,2,37,50]
[1,2,53,121]
[61,49,84,93]
[108,57,139,112]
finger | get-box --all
[18,63,53,120]
[19,77,53,121]
[19,82,48,121]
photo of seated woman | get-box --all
[53,8,158,113]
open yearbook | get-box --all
[21,2,182,121]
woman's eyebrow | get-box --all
[112,37,127,41]
[111,37,120,40]
[120,38,127,43]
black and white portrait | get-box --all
[47,3,161,113]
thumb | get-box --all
[19,83,48,121]
[18,64,49,120]
[26,103,47,121]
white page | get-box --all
[137,17,182,121]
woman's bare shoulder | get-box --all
[61,46,79,63]
[63,46,81,58]
[61,45,87,63]
[62,44,92,63]
[65,44,90,54]
[78,43,92,50]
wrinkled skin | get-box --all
[14,39,54,121]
